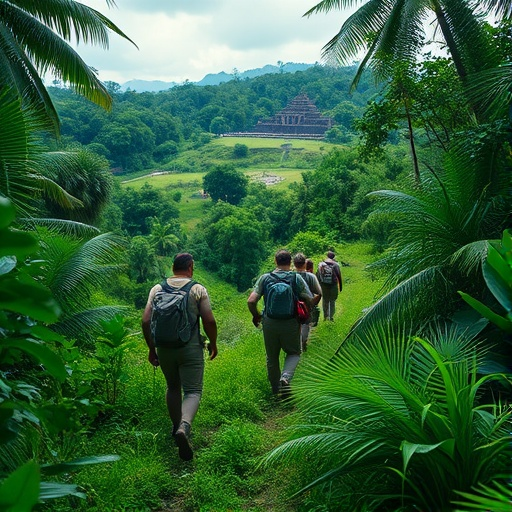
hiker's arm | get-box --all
[141,304,159,367]
[247,292,262,327]
[297,276,314,309]
[200,307,218,360]
[336,266,343,291]
[311,276,322,306]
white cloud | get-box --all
[73,0,354,84]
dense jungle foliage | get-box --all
[1,0,512,511]
[47,64,378,173]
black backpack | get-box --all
[263,272,297,320]
[150,280,198,348]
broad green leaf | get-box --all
[483,259,512,313]
[0,277,60,322]
[1,339,67,381]
[41,455,120,476]
[39,482,85,500]
[0,198,15,229]
[0,256,16,276]
[401,439,454,473]
[500,229,512,253]
[29,325,66,343]
[458,292,512,333]
[0,460,40,511]
[0,230,38,258]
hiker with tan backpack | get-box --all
[316,251,342,321]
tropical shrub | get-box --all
[0,197,119,508]
[459,229,512,334]
[264,323,512,511]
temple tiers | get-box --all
[251,93,334,139]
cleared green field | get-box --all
[119,136,330,231]
[121,172,203,190]
[121,168,306,192]
[213,136,340,152]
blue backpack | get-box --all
[263,272,297,319]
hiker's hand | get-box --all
[252,314,262,328]
[148,349,159,367]
[208,344,218,361]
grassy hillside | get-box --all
[119,136,339,231]
[68,243,381,511]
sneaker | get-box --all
[175,421,193,461]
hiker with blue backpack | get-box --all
[247,249,313,398]
[316,251,342,321]
[142,253,218,461]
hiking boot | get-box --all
[279,377,292,400]
[175,421,193,461]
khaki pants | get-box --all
[262,316,301,394]
[320,283,339,320]
[157,334,204,426]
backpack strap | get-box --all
[160,279,197,293]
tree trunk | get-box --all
[433,2,467,81]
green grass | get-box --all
[55,243,381,511]
[212,136,342,152]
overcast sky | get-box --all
[75,0,356,85]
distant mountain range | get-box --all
[121,62,314,92]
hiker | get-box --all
[141,252,218,461]
[247,249,313,397]
[316,251,342,321]
[293,253,322,352]
[306,258,321,327]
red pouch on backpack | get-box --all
[296,300,310,324]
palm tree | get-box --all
[347,131,510,343]
[0,0,136,133]
[42,147,114,225]
[148,218,180,257]
[28,224,127,343]
[305,0,499,90]
[0,89,82,216]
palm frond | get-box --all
[344,266,448,339]
[304,0,367,17]
[52,304,127,342]
[320,0,393,65]
[0,0,137,129]
[450,240,488,275]
[466,64,512,121]
[7,7,113,110]
[479,0,512,18]
[19,218,100,238]
[10,0,136,47]
[0,22,61,131]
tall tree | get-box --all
[0,0,136,132]
[203,165,249,205]
[306,0,498,92]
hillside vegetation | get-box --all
[2,6,512,510]
[57,242,382,512]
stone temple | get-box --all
[251,93,334,139]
